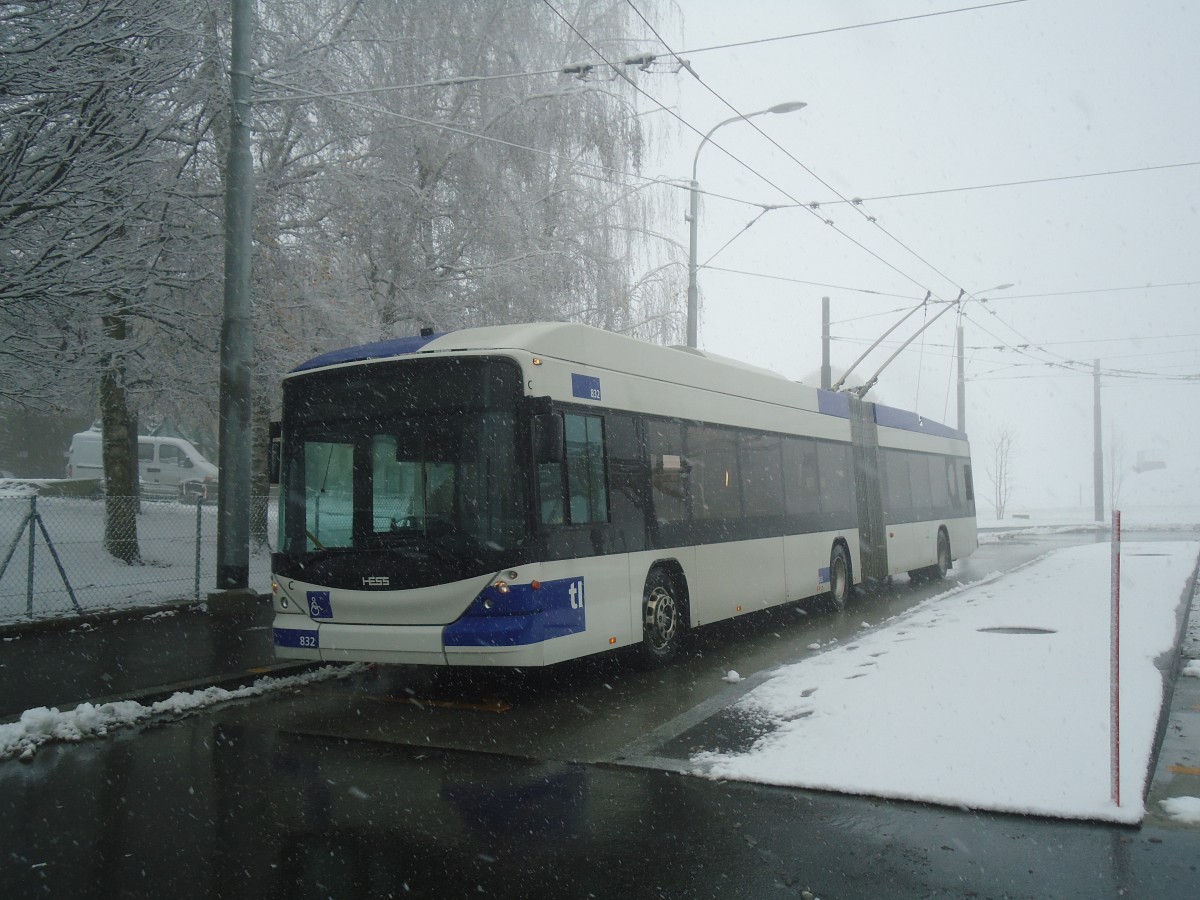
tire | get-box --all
[933,530,951,579]
[639,568,686,665]
[828,543,853,611]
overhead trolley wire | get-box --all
[251,1,1028,104]
[807,160,1200,207]
[570,1,949,299]
[622,0,1009,300]
[675,0,1030,58]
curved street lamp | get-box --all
[686,101,808,348]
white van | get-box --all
[65,427,218,500]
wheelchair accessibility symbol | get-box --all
[307,591,333,619]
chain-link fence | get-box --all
[0,493,274,626]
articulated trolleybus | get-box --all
[271,323,977,667]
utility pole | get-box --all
[956,321,965,432]
[821,296,831,390]
[214,0,255,606]
[1093,359,1104,521]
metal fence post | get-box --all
[195,496,203,602]
[26,494,39,617]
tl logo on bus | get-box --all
[569,579,585,610]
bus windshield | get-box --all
[277,358,527,572]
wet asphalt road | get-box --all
[2,530,1199,898]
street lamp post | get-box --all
[686,101,807,348]
[956,283,1014,432]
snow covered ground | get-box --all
[693,541,1199,824]
[0,492,274,624]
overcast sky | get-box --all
[628,0,1199,511]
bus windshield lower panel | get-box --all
[274,358,528,590]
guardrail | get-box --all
[0,493,273,626]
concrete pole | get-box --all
[956,322,966,432]
[1094,359,1104,522]
[216,0,254,593]
[821,297,831,390]
[686,180,699,348]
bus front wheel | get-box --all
[640,569,686,665]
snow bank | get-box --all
[0,663,364,762]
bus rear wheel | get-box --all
[910,530,952,582]
[827,544,853,611]
[640,569,686,665]
[933,530,951,579]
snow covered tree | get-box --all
[2,0,683,560]
[0,0,218,560]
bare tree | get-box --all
[984,426,1016,520]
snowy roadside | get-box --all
[0,663,366,763]
[692,541,1200,825]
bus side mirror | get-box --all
[268,421,281,484]
[533,414,563,465]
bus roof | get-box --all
[289,322,967,442]
[290,322,789,379]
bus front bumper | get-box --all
[272,616,550,667]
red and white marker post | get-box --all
[1110,509,1122,807]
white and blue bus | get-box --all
[271,322,976,667]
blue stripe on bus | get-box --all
[818,390,965,440]
[816,390,850,418]
[873,404,966,440]
[291,332,447,372]
[444,576,586,647]
[818,566,830,586]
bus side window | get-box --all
[537,415,566,526]
[929,454,950,509]
[606,415,647,552]
[783,436,819,516]
[690,424,741,520]
[740,432,783,517]
[946,458,961,508]
[648,419,687,524]
[818,441,854,517]
[910,450,932,513]
[564,413,607,524]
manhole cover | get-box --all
[977,627,1057,635]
